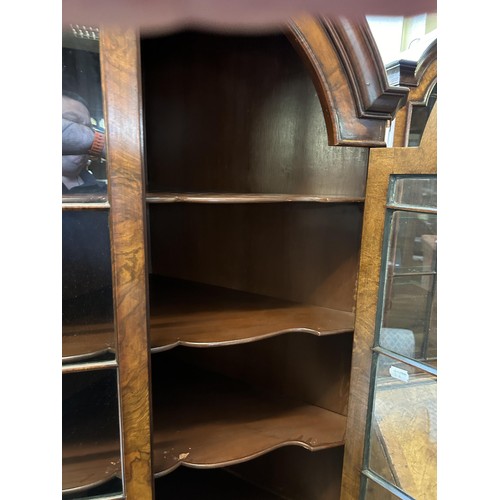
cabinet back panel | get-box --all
[173,332,352,416]
[149,203,362,312]
[228,446,344,500]
[141,31,368,196]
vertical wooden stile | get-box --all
[100,28,154,499]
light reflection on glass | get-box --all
[368,354,436,500]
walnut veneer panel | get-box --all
[100,28,154,498]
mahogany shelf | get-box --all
[62,441,121,494]
[149,276,355,352]
[146,192,365,204]
[152,364,346,476]
[63,323,114,363]
[62,277,354,361]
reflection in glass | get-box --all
[62,210,114,361]
[408,84,437,147]
[62,369,122,497]
[367,355,436,500]
[62,26,107,196]
[381,209,436,363]
[390,176,437,209]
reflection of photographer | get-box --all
[62,91,106,193]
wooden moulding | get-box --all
[146,193,365,204]
[387,39,437,147]
[340,104,437,500]
[100,28,154,499]
[287,16,408,147]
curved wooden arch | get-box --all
[386,39,437,147]
[287,16,409,147]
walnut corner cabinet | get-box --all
[62,18,437,500]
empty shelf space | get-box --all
[149,276,355,351]
[146,192,365,203]
[155,467,283,500]
[152,361,346,476]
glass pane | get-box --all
[408,84,437,147]
[62,210,114,362]
[381,210,437,362]
[390,176,437,209]
[367,354,436,500]
[62,369,122,498]
[386,211,436,274]
[363,476,401,499]
[62,26,107,197]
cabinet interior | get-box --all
[142,28,367,499]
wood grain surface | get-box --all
[287,17,407,147]
[100,27,154,499]
[151,360,346,476]
[149,276,354,351]
[141,29,369,196]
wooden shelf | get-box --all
[63,323,115,363]
[62,441,121,493]
[149,276,355,351]
[152,364,346,476]
[146,192,364,204]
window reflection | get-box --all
[381,207,436,364]
[62,27,107,195]
[62,210,115,361]
[390,176,437,209]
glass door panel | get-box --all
[361,174,437,499]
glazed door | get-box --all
[341,104,437,500]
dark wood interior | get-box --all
[148,203,363,312]
[142,29,365,499]
[141,31,368,197]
